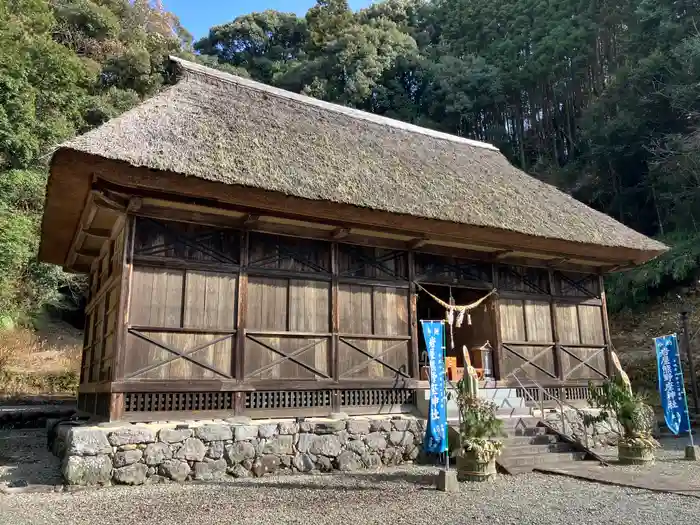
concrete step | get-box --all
[499,451,587,469]
[500,442,574,457]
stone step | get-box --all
[499,451,587,469]
[496,406,531,417]
[478,388,518,401]
[502,434,559,446]
[500,442,574,457]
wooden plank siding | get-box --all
[87,213,613,420]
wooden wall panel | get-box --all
[578,305,605,345]
[524,300,552,342]
[129,268,184,328]
[555,303,580,344]
[499,299,526,341]
[183,272,237,330]
[289,279,330,333]
[337,338,410,379]
[338,284,372,334]
[373,287,409,336]
[247,277,288,331]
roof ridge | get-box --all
[169,56,499,152]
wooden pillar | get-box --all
[407,251,419,380]
[491,263,504,382]
[113,215,135,383]
[109,393,125,422]
[235,231,249,415]
[598,274,614,378]
[548,270,564,381]
[331,242,340,413]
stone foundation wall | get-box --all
[50,415,426,486]
[543,408,621,447]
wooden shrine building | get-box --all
[39,57,666,422]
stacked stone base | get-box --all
[50,415,426,486]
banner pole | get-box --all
[442,320,449,471]
[676,333,695,447]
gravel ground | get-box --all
[596,437,700,485]
[1,466,699,525]
[1,430,699,525]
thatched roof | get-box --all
[41,56,666,266]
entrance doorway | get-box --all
[416,284,498,377]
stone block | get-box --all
[365,432,387,451]
[113,463,148,485]
[113,449,143,468]
[174,438,206,462]
[314,420,346,434]
[347,419,370,435]
[686,445,699,461]
[310,435,342,457]
[63,455,112,486]
[225,441,255,464]
[193,459,227,480]
[258,424,279,438]
[144,442,172,466]
[252,455,280,477]
[66,428,112,456]
[336,450,362,471]
[194,425,232,442]
[227,464,252,478]
[293,454,315,472]
[362,453,382,468]
[389,431,414,447]
[159,428,193,443]
[207,441,225,459]
[224,416,252,425]
[392,419,411,432]
[436,470,458,492]
[278,421,299,435]
[108,427,155,446]
[316,455,332,472]
[159,460,190,482]
[234,425,258,441]
[369,419,392,432]
[296,433,315,454]
[263,435,294,455]
[346,439,367,456]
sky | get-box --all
[164,1,374,41]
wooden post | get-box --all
[680,310,700,415]
[235,231,249,384]
[331,242,340,414]
[113,216,135,384]
[109,393,125,422]
[407,251,419,380]
[548,270,564,381]
[598,275,614,378]
[491,263,504,382]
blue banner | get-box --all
[654,334,691,435]
[421,321,448,454]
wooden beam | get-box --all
[242,214,260,229]
[546,258,568,267]
[84,227,112,239]
[76,248,101,259]
[493,250,513,261]
[331,227,351,240]
[92,189,127,212]
[66,192,98,269]
[408,237,428,250]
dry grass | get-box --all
[0,328,81,398]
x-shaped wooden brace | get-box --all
[561,345,607,379]
[244,335,331,379]
[126,329,234,379]
[135,218,238,264]
[502,343,558,380]
[504,267,550,295]
[555,271,597,298]
[247,241,330,274]
[338,338,411,379]
[340,248,405,280]
[416,258,491,285]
